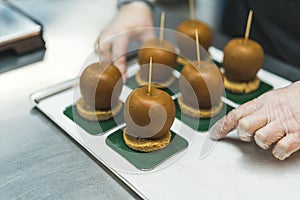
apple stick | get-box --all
[97,37,101,64]
[244,10,253,43]
[195,29,201,66]
[189,0,195,20]
[159,12,165,41]
[148,57,153,96]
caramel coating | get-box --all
[124,87,175,139]
[179,61,224,109]
[138,39,177,83]
[223,38,264,82]
[79,62,123,110]
[177,20,212,50]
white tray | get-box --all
[31,48,300,200]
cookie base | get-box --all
[76,98,122,121]
[123,128,171,152]
[224,76,260,94]
[135,70,175,89]
[177,56,189,66]
[178,96,223,118]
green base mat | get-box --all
[213,60,223,68]
[126,75,179,97]
[175,63,184,72]
[63,104,124,135]
[213,60,273,104]
[175,100,234,132]
[106,129,189,171]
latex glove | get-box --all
[210,81,300,160]
[100,1,154,81]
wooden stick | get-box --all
[189,0,195,20]
[97,37,101,64]
[195,29,201,66]
[244,10,253,43]
[147,57,153,96]
[159,12,165,41]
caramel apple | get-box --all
[137,38,177,88]
[178,61,224,118]
[123,87,176,152]
[177,20,212,51]
[223,38,264,82]
[77,62,123,121]
[222,10,264,94]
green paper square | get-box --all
[126,75,180,97]
[213,60,223,68]
[213,60,273,104]
[175,100,234,132]
[175,63,184,72]
[106,129,189,171]
[63,105,124,135]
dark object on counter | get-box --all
[0,1,45,73]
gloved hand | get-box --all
[210,81,300,160]
[100,1,154,81]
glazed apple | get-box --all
[138,38,177,83]
[79,62,123,110]
[124,87,175,139]
[222,38,264,82]
[179,61,224,109]
[177,19,212,50]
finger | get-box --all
[272,133,300,160]
[237,109,268,142]
[112,34,129,60]
[99,31,114,62]
[99,41,112,62]
[236,125,253,142]
[254,121,285,150]
[210,111,238,140]
[210,100,259,140]
[115,56,127,83]
[231,98,260,119]
[111,35,129,82]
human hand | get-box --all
[210,81,300,160]
[100,1,154,81]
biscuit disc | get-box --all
[178,96,223,118]
[177,56,189,66]
[224,76,260,94]
[76,98,122,121]
[135,70,175,89]
[123,128,171,152]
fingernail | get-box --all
[272,146,289,160]
[254,134,269,150]
[237,125,252,142]
[209,123,222,140]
